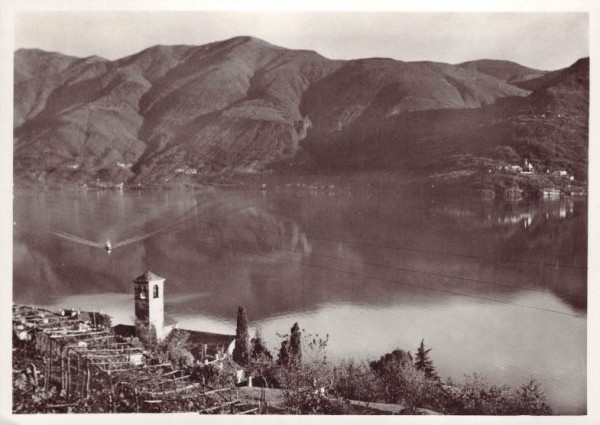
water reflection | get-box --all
[13,188,587,414]
[431,198,577,227]
[14,189,586,314]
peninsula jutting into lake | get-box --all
[12,11,588,417]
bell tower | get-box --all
[134,271,165,339]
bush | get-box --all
[134,320,157,350]
[159,330,194,369]
[274,327,333,413]
[372,355,446,412]
[443,374,552,415]
[298,392,352,414]
[248,330,277,388]
[332,359,381,403]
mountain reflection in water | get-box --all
[13,188,586,414]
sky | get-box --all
[14,11,589,71]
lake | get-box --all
[13,186,587,414]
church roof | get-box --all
[113,324,136,338]
[169,328,235,347]
[166,328,235,359]
[133,270,165,283]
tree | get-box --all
[513,379,552,415]
[332,359,382,404]
[90,312,112,329]
[289,322,302,366]
[191,363,236,389]
[160,330,194,369]
[277,340,291,366]
[232,306,250,366]
[415,339,438,380]
[491,145,520,162]
[369,348,445,412]
[134,319,157,350]
[277,322,302,367]
[250,330,272,361]
[275,331,333,414]
[248,330,276,387]
[443,374,552,415]
[369,349,412,374]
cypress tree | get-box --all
[232,306,250,365]
[289,322,302,365]
[415,339,438,380]
[278,339,291,366]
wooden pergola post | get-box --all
[66,351,72,398]
[44,337,51,392]
[61,350,65,390]
[85,359,91,397]
[108,372,116,413]
[78,352,82,396]
[135,387,140,413]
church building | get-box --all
[115,271,237,365]
[133,270,177,339]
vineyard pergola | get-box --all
[13,304,261,414]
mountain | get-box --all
[459,59,547,86]
[13,37,588,194]
[419,57,589,198]
[14,37,341,184]
[301,58,587,176]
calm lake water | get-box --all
[13,187,587,414]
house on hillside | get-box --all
[521,159,534,174]
[504,165,523,173]
[175,167,198,175]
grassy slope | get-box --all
[15,38,540,187]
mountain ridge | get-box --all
[13,37,588,196]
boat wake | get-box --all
[47,200,258,254]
